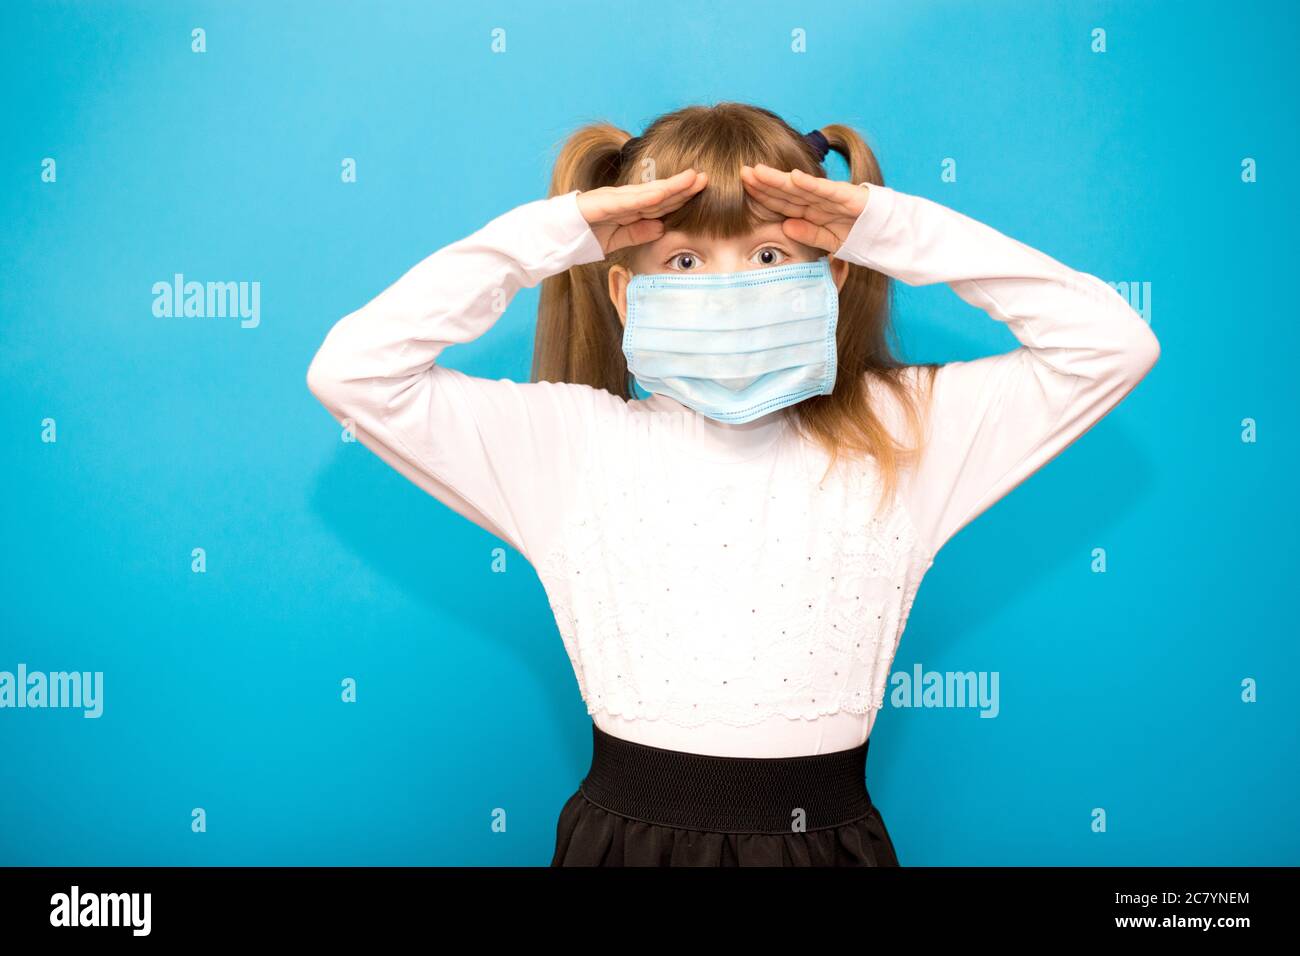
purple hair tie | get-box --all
[803,129,831,161]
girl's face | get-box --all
[606,220,851,328]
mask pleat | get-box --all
[644,364,824,406]
[630,340,827,380]
[630,315,830,355]
[630,282,830,332]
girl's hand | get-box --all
[739,163,870,255]
[576,169,708,255]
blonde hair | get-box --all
[534,101,936,508]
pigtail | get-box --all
[545,121,628,198]
[818,123,886,189]
[533,123,634,394]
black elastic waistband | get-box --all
[578,721,877,835]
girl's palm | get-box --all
[576,169,708,255]
[739,164,870,255]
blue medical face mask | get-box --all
[622,256,840,425]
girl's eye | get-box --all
[667,248,787,270]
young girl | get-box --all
[306,102,1160,867]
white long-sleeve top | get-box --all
[306,183,1160,758]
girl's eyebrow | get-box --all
[656,226,792,246]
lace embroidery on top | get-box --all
[534,417,929,729]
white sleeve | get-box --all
[305,189,619,564]
[832,184,1161,560]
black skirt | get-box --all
[551,720,900,867]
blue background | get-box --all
[1,0,1295,866]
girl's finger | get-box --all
[603,170,703,218]
[740,167,808,218]
[637,171,708,218]
[788,168,866,213]
[781,217,840,253]
[606,217,666,253]
[750,164,852,216]
[745,162,809,198]
[741,182,805,220]
[743,164,821,213]
[587,177,699,228]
